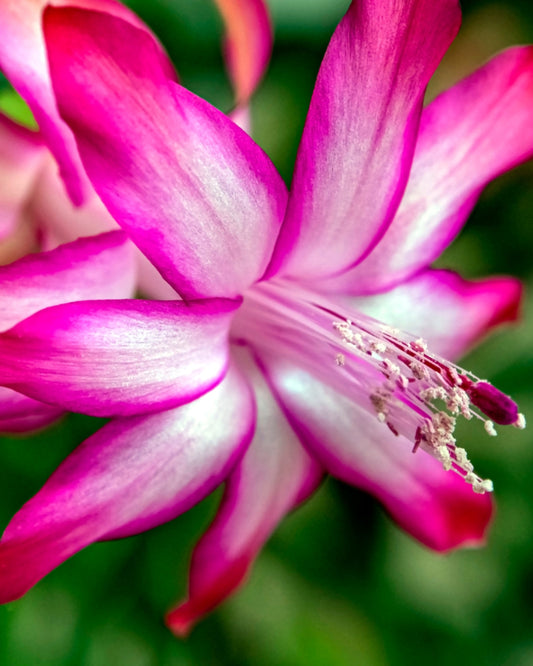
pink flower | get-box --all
[0,0,272,431]
[0,0,531,635]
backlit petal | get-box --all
[267,0,461,280]
[0,364,255,603]
[0,0,173,204]
[342,269,522,360]
[0,298,238,416]
[342,46,533,292]
[167,351,321,635]
[44,7,287,299]
[0,230,136,330]
[264,358,493,552]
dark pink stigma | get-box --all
[466,381,519,425]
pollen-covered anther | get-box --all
[335,353,345,366]
[409,360,430,381]
[484,420,497,437]
[410,338,427,353]
[370,389,391,423]
[514,413,526,429]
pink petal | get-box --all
[0,298,238,416]
[213,0,272,105]
[0,0,173,204]
[167,350,321,635]
[335,46,533,293]
[0,230,136,330]
[263,357,493,553]
[0,387,63,434]
[29,155,177,300]
[0,113,44,241]
[0,363,255,604]
[343,269,522,360]
[44,7,287,299]
[266,0,461,281]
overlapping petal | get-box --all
[338,46,533,293]
[167,352,321,635]
[0,230,136,329]
[0,364,255,604]
[0,112,43,244]
[44,7,288,300]
[0,0,173,204]
[263,358,493,552]
[340,269,522,360]
[267,0,461,281]
[0,387,63,434]
[0,298,239,416]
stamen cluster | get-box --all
[333,318,525,494]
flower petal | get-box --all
[0,387,63,434]
[44,7,288,299]
[0,363,255,604]
[167,350,321,635]
[0,230,136,330]
[338,46,533,293]
[0,113,44,242]
[267,0,461,281]
[214,0,272,105]
[343,269,522,360]
[29,155,177,300]
[0,298,238,416]
[0,0,173,204]
[263,357,493,552]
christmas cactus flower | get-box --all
[0,0,531,635]
[0,0,272,298]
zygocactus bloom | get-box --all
[0,0,531,635]
[0,0,272,430]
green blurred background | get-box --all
[1,0,533,664]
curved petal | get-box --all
[339,46,533,293]
[262,357,493,553]
[167,350,321,636]
[0,112,44,241]
[0,0,174,204]
[0,363,255,604]
[342,269,522,360]
[0,230,136,330]
[266,0,461,281]
[0,298,238,416]
[213,0,272,105]
[44,7,288,300]
[0,387,63,434]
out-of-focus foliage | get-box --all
[1,1,533,664]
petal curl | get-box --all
[44,7,287,299]
[339,46,533,293]
[0,230,136,330]
[167,350,321,635]
[344,269,522,360]
[0,363,255,604]
[0,298,238,416]
[263,358,493,552]
[267,0,461,280]
[0,0,173,204]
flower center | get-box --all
[232,279,525,494]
